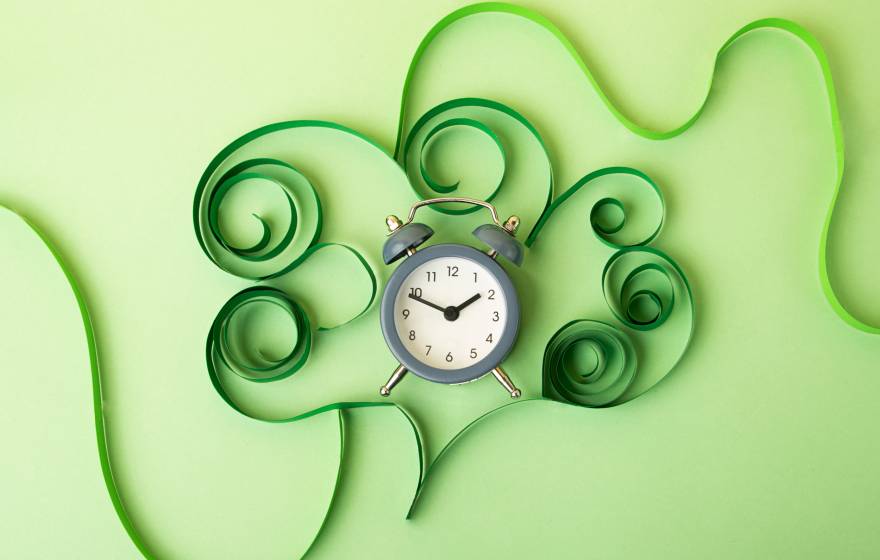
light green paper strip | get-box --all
[0,205,424,560]
[0,205,156,559]
[396,2,872,333]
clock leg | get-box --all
[380,364,408,396]
[491,367,521,398]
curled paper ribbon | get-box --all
[401,97,553,214]
[525,166,695,408]
[542,320,638,407]
[603,247,688,332]
[527,166,664,248]
[208,287,312,384]
[417,117,504,195]
[194,122,428,557]
[199,158,321,279]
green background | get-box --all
[2,0,879,558]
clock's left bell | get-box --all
[382,217,434,264]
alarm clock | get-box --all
[378,197,524,399]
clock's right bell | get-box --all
[472,223,524,266]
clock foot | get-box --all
[491,367,521,398]
[380,364,408,397]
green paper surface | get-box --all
[2,1,880,558]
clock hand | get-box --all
[454,293,482,312]
[408,293,446,313]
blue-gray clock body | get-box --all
[379,243,520,385]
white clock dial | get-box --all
[392,256,507,371]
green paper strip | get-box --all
[526,166,664,248]
[527,165,694,408]
[401,96,554,215]
[0,205,155,559]
[406,397,540,517]
[542,320,638,408]
[0,205,424,559]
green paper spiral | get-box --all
[542,320,638,407]
[208,287,311,386]
[525,166,694,409]
[527,166,664,249]
[196,158,323,280]
[602,246,690,332]
[401,97,553,215]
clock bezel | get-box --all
[380,243,520,385]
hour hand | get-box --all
[454,293,481,312]
[408,293,446,313]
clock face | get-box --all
[392,255,508,372]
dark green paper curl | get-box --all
[602,246,693,334]
[418,117,505,195]
[401,97,553,215]
[527,166,665,249]
[605,258,674,330]
[193,122,427,557]
[209,287,311,384]
[524,167,694,411]
[197,158,322,280]
[542,320,638,407]
[203,287,425,558]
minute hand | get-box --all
[408,293,446,313]
[455,293,482,312]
